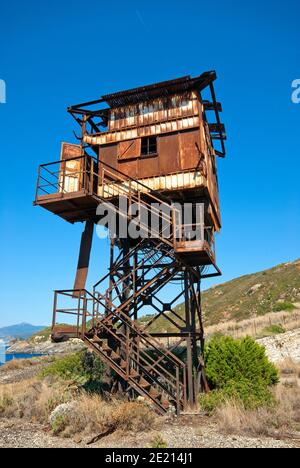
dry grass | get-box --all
[206,309,300,340]
[0,376,71,422]
[215,359,300,439]
[0,376,157,438]
[278,358,300,378]
[57,395,157,438]
[1,356,55,371]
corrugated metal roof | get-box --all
[102,71,216,108]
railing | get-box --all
[35,154,216,259]
[52,289,101,338]
[93,242,174,312]
[173,202,216,259]
[35,155,97,200]
[35,154,177,242]
[52,288,187,411]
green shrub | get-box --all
[40,350,106,390]
[80,349,106,385]
[150,434,168,448]
[205,336,278,389]
[0,395,13,414]
[51,414,67,435]
[199,380,276,414]
[41,353,86,383]
[200,336,279,412]
[259,324,286,338]
[273,302,295,312]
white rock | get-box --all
[257,329,300,363]
[49,401,76,425]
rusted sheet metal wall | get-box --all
[85,116,200,146]
[178,130,200,171]
[200,123,221,227]
[108,92,199,131]
[118,139,141,160]
[95,91,221,229]
[99,129,201,180]
[84,92,200,146]
[98,171,207,199]
[158,133,179,175]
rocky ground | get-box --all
[0,360,299,449]
[257,328,300,363]
[7,338,84,356]
[1,330,300,448]
[0,414,298,449]
[0,361,49,384]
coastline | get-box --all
[6,338,85,356]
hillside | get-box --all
[140,259,300,333]
[202,259,300,324]
[0,323,45,341]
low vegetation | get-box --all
[139,260,300,333]
[273,302,295,312]
[215,360,300,438]
[1,325,300,445]
[199,336,279,413]
[0,350,157,440]
[257,324,286,338]
[205,309,300,340]
[40,350,106,391]
[149,434,168,448]
[0,375,156,438]
[1,355,55,371]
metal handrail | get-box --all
[54,288,185,372]
[53,288,187,408]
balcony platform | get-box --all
[34,190,99,223]
[174,240,216,266]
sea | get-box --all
[0,342,43,366]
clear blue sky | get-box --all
[0,0,299,327]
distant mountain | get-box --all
[140,259,300,332]
[0,323,45,341]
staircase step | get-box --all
[92,336,103,345]
[161,399,170,409]
[120,359,127,369]
[149,388,160,399]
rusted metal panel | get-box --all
[84,115,200,146]
[158,134,179,175]
[118,139,141,160]
[118,159,138,179]
[199,122,221,229]
[97,171,206,199]
[99,144,118,169]
[179,129,201,172]
[61,142,82,160]
[138,154,159,179]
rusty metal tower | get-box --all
[34,71,226,413]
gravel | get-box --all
[0,416,298,449]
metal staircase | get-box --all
[53,286,187,414]
[51,162,193,414]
